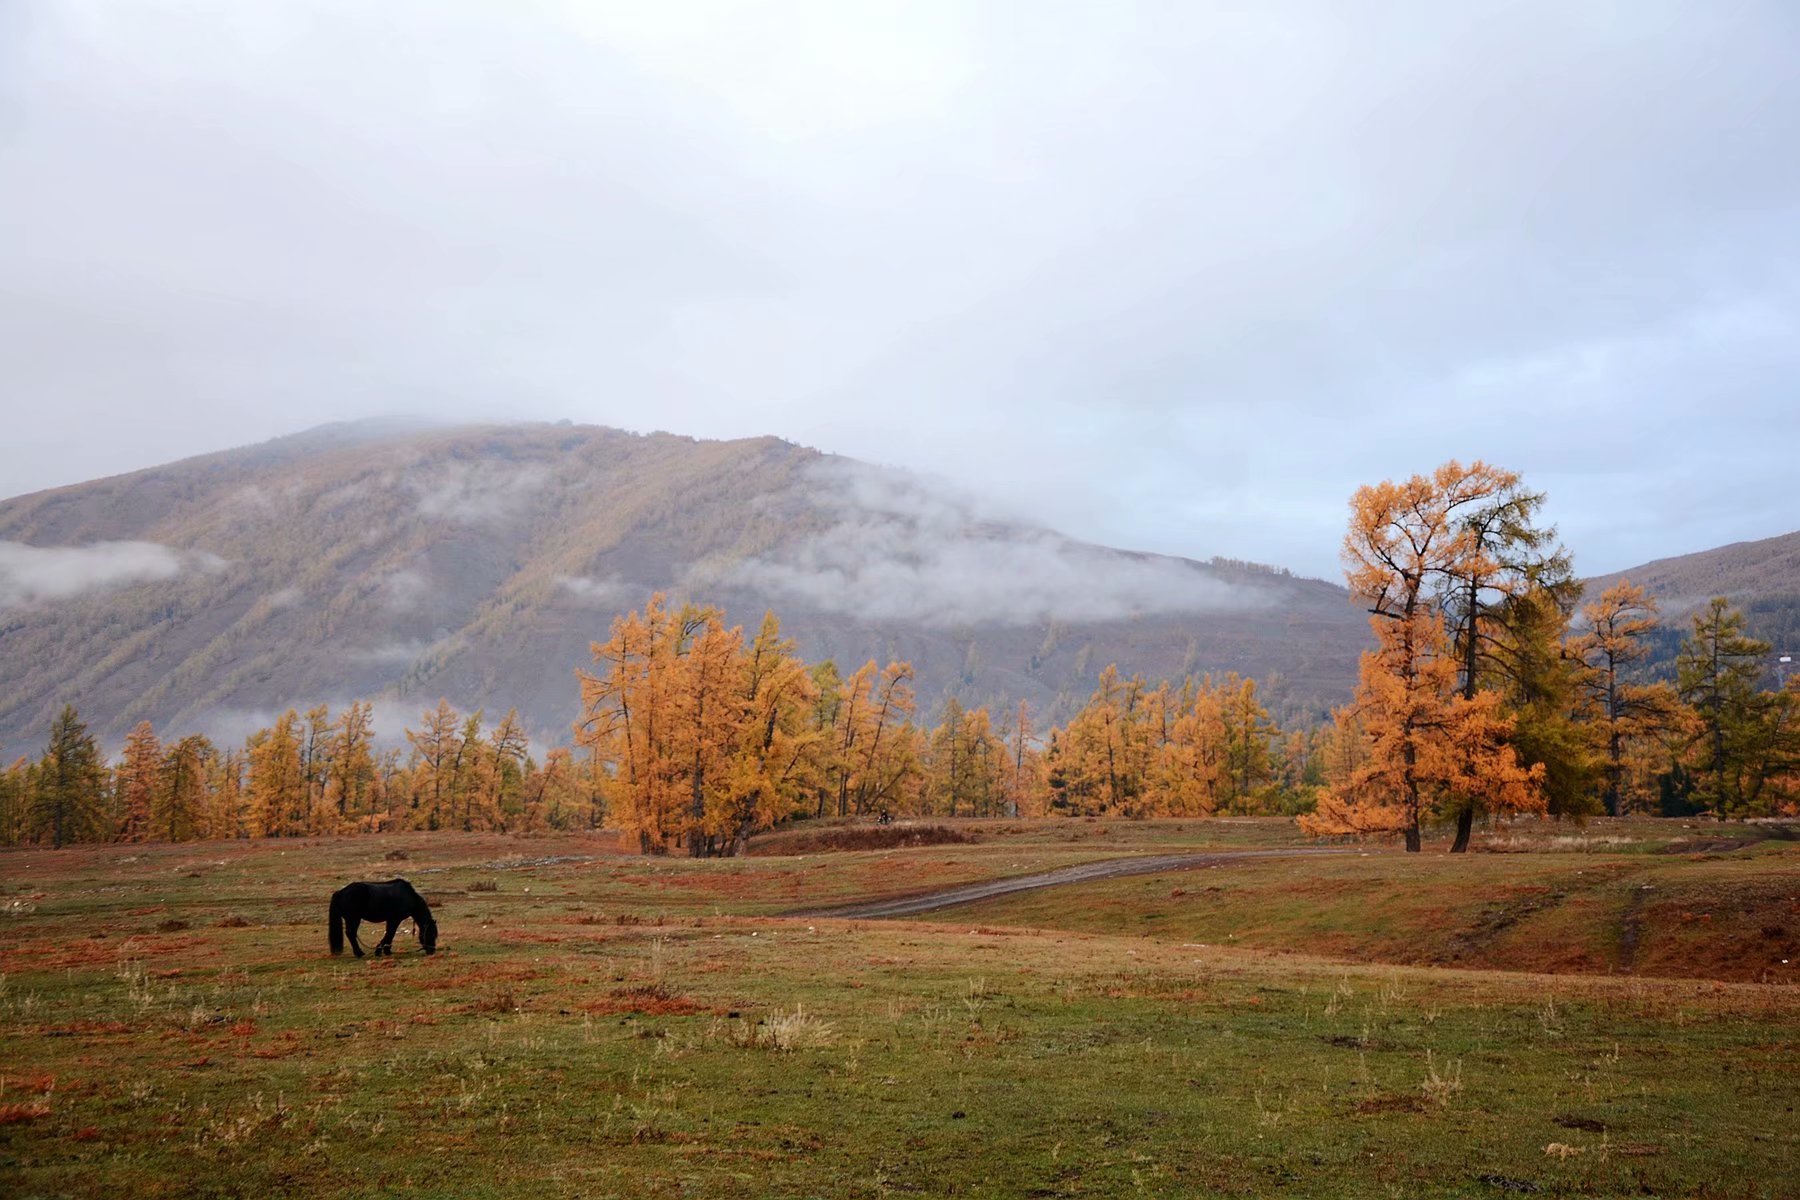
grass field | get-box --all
[2,819,1797,1198]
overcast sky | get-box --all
[2,1,1796,580]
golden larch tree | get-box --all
[1303,463,1545,850]
[115,721,161,842]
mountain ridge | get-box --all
[0,421,1365,756]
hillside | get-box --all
[1584,529,1800,679]
[0,421,1367,755]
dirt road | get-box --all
[793,847,1353,920]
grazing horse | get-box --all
[328,878,438,958]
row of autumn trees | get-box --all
[0,598,1310,852]
[572,596,1306,856]
[1301,460,1799,851]
[0,701,603,849]
[4,460,1794,852]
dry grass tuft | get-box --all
[734,1005,838,1050]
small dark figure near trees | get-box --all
[328,879,438,957]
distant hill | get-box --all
[0,421,1368,755]
[1584,530,1800,680]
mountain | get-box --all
[1584,529,1800,678]
[0,421,1368,756]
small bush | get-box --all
[468,880,499,893]
[385,849,411,861]
[156,919,190,933]
[217,915,251,928]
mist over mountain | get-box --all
[0,421,1367,756]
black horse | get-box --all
[328,879,438,957]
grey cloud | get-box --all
[379,568,431,612]
[557,575,632,608]
[0,540,225,607]
[715,462,1264,626]
[350,640,439,666]
[410,461,549,525]
[1,2,1797,579]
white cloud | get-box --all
[379,568,431,612]
[714,461,1264,626]
[556,574,631,608]
[351,640,437,665]
[0,540,225,607]
[411,462,549,525]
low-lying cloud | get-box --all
[411,461,549,525]
[0,540,224,607]
[717,462,1264,627]
[557,574,632,608]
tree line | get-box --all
[571,595,1314,855]
[0,598,1316,852]
[3,461,1793,852]
[1301,460,1798,851]
[1,701,602,849]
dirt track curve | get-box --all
[792,847,1355,920]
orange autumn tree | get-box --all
[824,660,920,819]
[1302,462,1544,851]
[1569,580,1683,815]
[577,596,822,855]
[115,720,161,842]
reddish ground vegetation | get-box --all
[750,823,975,856]
[0,1102,52,1124]
[582,984,713,1017]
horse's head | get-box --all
[416,909,439,955]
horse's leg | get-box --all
[376,918,401,956]
[346,917,365,958]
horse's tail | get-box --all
[328,891,345,956]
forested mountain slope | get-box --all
[1585,530,1800,677]
[0,421,1366,754]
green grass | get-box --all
[2,824,1797,1198]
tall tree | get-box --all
[405,700,462,830]
[1002,700,1045,817]
[1570,581,1683,815]
[155,734,216,842]
[209,749,247,839]
[827,661,919,819]
[1219,675,1277,811]
[487,709,531,832]
[1304,464,1545,851]
[299,704,332,834]
[33,705,107,848]
[326,702,377,825]
[1676,597,1789,816]
[1433,465,1573,849]
[0,757,29,846]
[115,721,161,842]
[246,710,306,837]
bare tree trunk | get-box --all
[1450,804,1473,853]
